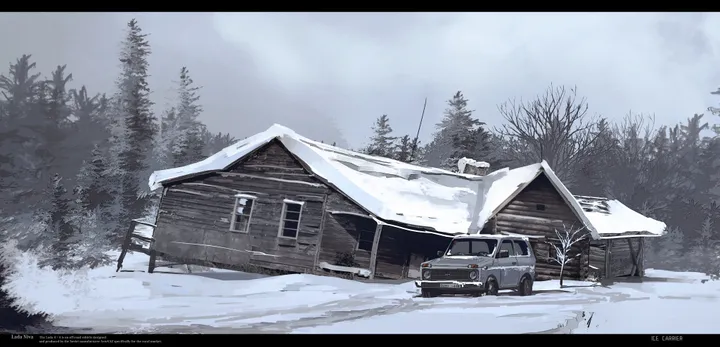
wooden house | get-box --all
[143,124,666,281]
[470,161,667,280]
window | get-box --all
[498,240,515,257]
[230,196,255,233]
[357,229,376,251]
[279,200,303,239]
[536,204,546,211]
[446,239,497,257]
[513,241,530,256]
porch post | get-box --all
[368,222,384,279]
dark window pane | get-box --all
[284,211,301,221]
[283,221,298,231]
[286,203,302,213]
[282,227,297,238]
[234,215,250,232]
[359,230,375,242]
[514,241,529,256]
[358,240,373,251]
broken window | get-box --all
[279,201,303,239]
[230,197,255,233]
[356,229,376,252]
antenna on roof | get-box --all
[410,97,427,160]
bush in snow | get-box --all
[0,240,50,332]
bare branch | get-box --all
[551,223,588,267]
[496,84,613,186]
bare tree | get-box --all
[550,224,588,287]
[496,84,612,187]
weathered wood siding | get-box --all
[373,227,411,279]
[588,238,645,279]
[494,173,589,280]
[153,139,329,274]
[317,193,375,269]
[607,238,643,277]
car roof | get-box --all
[454,234,530,242]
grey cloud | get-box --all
[1,13,719,149]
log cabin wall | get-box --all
[153,139,330,274]
[493,173,589,280]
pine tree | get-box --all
[43,173,76,269]
[202,130,236,156]
[366,114,396,158]
[171,67,205,166]
[0,55,53,251]
[394,135,413,163]
[425,91,486,171]
[109,19,157,241]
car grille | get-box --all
[430,268,472,281]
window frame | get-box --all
[229,194,256,233]
[497,240,515,258]
[356,229,376,252]
[278,199,304,239]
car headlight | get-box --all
[469,270,478,280]
[422,270,431,280]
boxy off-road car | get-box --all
[415,234,536,297]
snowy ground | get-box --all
[4,250,719,334]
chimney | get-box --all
[458,157,490,176]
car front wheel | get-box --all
[421,289,438,298]
[485,279,499,296]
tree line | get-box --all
[362,86,720,278]
[0,19,237,270]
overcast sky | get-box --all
[1,12,719,149]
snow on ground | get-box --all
[4,250,719,333]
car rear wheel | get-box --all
[485,279,499,296]
[518,276,533,296]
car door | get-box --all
[496,240,519,288]
[513,240,534,278]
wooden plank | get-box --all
[638,238,645,276]
[219,172,324,188]
[116,221,137,272]
[368,222,383,279]
[627,238,638,277]
[131,233,154,243]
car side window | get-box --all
[513,241,530,256]
[499,240,514,256]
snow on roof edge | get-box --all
[149,124,485,191]
[537,161,601,240]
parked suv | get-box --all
[415,234,536,297]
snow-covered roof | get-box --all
[473,162,667,240]
[575,196,666,239]
[149,124,666,239]
[150,124,488,235]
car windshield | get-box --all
[445,239,498,257]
